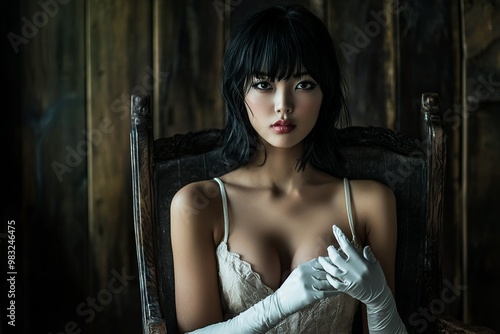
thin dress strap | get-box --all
[213,177,230,243]
[343,178,358,245]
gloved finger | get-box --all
[326,245,348,270]
[309,257,326,271]
[312,281,340,299]
[299,258,320,272]
[311,272,332,290]
[310,266,328,280]
[317,254,333,265]
[318,255,345,278]
[326,274,345,291]
[332,225,359,260]
[309,263,336,295]
[363,246,378,264]
[302,258,330,278]
[298,260,330,288]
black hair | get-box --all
[221,3,350,171]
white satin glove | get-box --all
[318,225,407,334]
[187,257,340,334]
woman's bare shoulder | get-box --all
[170,179,224,242]
[348,179,395,202]
[347,179,396,224]
[171,179,221,209]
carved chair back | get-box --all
[130,93,484,334]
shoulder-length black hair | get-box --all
[221,4,350,171]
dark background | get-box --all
[2,0,499,333]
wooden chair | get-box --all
[130,93,494,334]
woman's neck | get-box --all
[244,141,316,195]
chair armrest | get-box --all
[438,316,495,333]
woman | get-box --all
[171,4,407,333]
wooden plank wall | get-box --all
[9,0,147,333]
[5,0,498,333]
[463,0,500,330]
[154,0,225,138]
[16,1,88,333]
[85,0,151,333]
[327,0,397,129]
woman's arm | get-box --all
[362,181,398,334]
[171,182,224,332]
[362,181,398,296]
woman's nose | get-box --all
[274,88,294,114]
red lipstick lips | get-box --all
[271,119,296,134]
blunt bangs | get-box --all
[240,10,333,92]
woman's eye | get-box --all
[296,81,317,90]
[252,82,272,90]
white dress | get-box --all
[213,177,361,333]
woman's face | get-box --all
[244,72,323,149]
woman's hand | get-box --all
[319,225,407,333]
[274,257,341,315]
[318,225,387,304]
